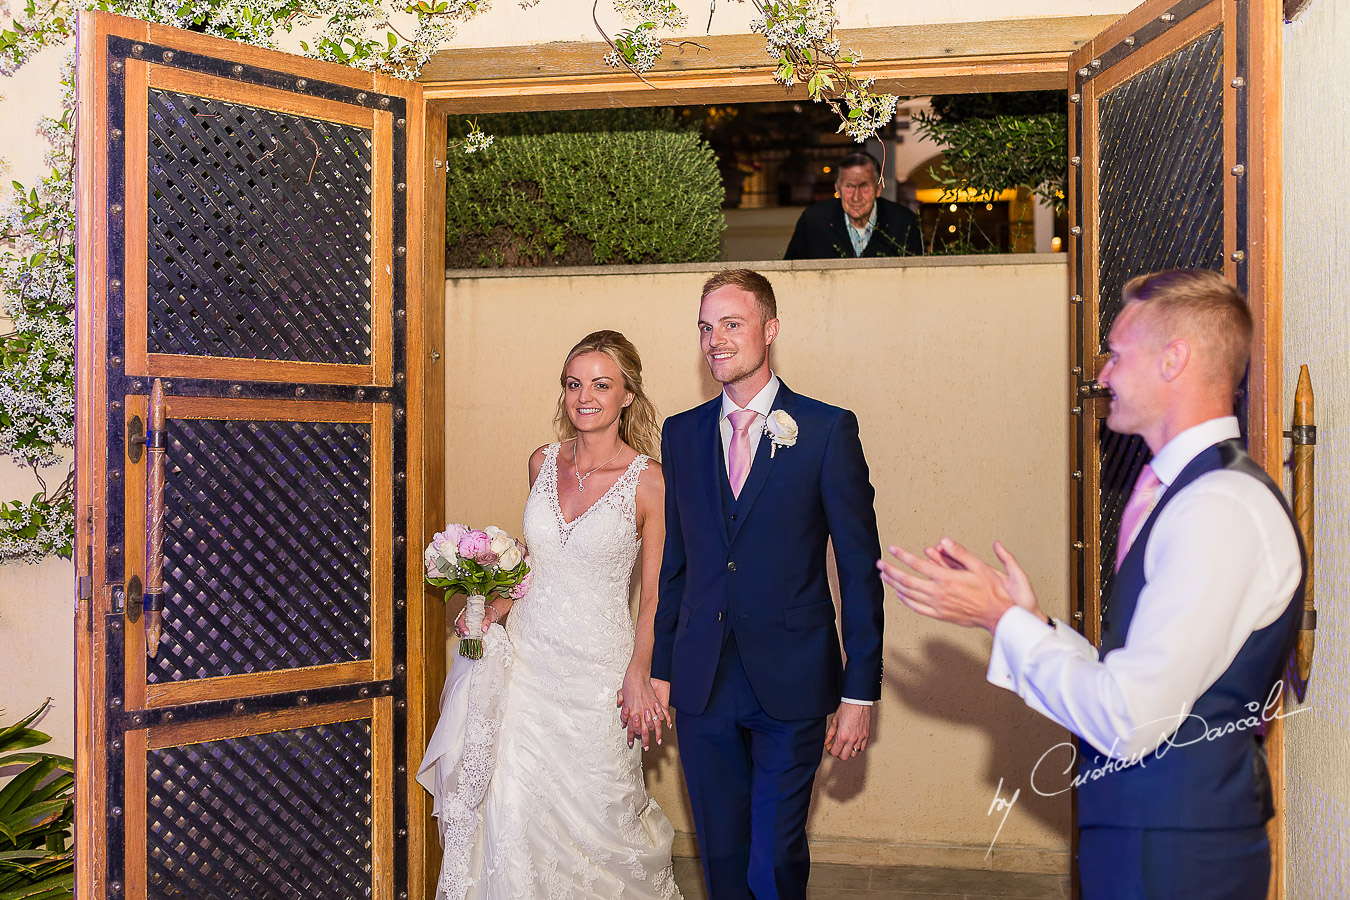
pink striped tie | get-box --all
[1116,464,1162,571]
[727,409,760,499]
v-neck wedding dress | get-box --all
[433,443,681,900]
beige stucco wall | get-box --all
[1281,0,1350,896]
[444,257,1075,871]
[0,38,72,750]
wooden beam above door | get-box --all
[419,15,1120,110]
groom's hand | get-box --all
[824,702,871,761]
[651,678,671,711]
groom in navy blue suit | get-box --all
[651,268,885,900]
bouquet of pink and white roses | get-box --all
[425,524,532,660]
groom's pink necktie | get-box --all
[1116,464,1162,571]
[727,409,760,499]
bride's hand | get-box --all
[453,603,502,637]
[616,665,671,751]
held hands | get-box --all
[824,702,872,761]
[616,670,673,751]
[877,538,1045,634]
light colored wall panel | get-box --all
[1282,0,1350,896]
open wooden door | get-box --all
[1067,0,1284,894]
[74,12,430,898]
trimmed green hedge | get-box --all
[445,117,724,268]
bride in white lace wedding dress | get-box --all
[428,331,681,900]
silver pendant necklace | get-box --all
[574,442,623,491]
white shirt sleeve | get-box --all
[987,471,1301,760]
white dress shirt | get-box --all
[987,416,1301,759]
[719,374,779,477]
[720,373,871,708]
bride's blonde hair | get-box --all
[553,331,661,460]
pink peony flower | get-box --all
[440,523,472,558]
[509,572,533,600]
[457,529,491,561]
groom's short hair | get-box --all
[701,268,778,323]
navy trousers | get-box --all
[1078,826,1270,900]
[676,633,827,900]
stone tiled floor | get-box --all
[671,858,1071,900]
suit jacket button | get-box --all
[726,561,737,572]
[718,611,724,621]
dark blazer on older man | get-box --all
[783,196,924,260]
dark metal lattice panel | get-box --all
[146,720,373,899]
[1095,27,1225,597]
[151,419,373,683]
[146,89,374,364]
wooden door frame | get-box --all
[411,12,1138,896]
[1065,0,1286,897]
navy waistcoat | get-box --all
[1077,439,1305,829]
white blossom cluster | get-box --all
[751,0,840,59]
[460,128,494,154]
[840,83,897,143]
[2,0,503,562]
[306,0,397,62]
[0,0,56,74]
[0,131,77,471]
[0,495,76,563]
[298,0,486,77]
[603,23,662,73]
[190,0,299,47]
[613,0,688,30]
[1,0,487,78]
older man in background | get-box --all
[783,150,924,260]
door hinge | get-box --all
[81,505,95,632]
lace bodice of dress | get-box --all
[512,443,649,679]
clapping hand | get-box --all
[616,668,672,751]
[877,538,1045,634]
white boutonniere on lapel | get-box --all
[763,410,799,458]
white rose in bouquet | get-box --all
[497,545,523,571]
[487,527,514,558]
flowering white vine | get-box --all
[0,0,893,562]
[751,0,897,142]
[1,0,496,562]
